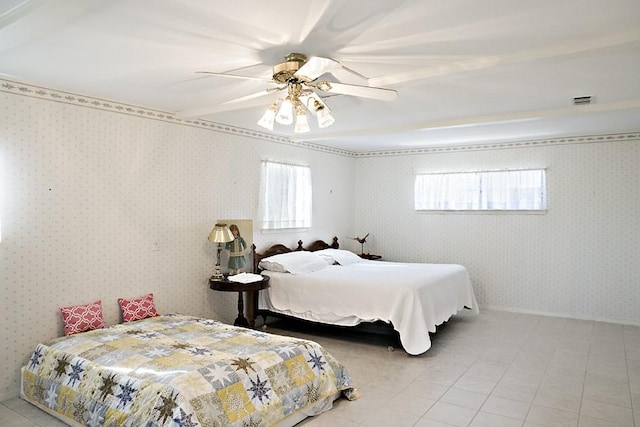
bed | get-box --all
[20,313,358,426]
[253,238,478,355]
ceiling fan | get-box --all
[179,53,398,133]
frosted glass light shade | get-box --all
[257,104,276,130]
[275,98,293,125]
[294,113,310,133]
[316,108,335,128]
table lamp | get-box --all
[208,223,234,281]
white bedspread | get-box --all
[259,261,479,355]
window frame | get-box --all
[258,160,312,230]
[414,168,547,212]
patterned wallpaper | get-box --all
[355,138,640,325]
[2,78,639,400]
[0,83,356,399]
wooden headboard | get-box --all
[252,236,339,273]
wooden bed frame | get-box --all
[251,236,339,273]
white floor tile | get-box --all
[526,404,579,427]
[482,395,530,420]
[383,392,436,417]
[583,374,632,408]
[631,392,640,410]
[579,414,633,427]
[440,387,488,410]
[533,386,581,413]
[414,418,459,427]
[421,401,477,427]
[402,379,449,400]
[453,373,498,394]
[492,379,539,403]
[361,406,422,427]
[579,399,635,426]
[469,411,524,427]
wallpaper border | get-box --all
[353,132,640,157]
[2,78,638,157]
[0,78,353,157]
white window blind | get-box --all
[259,161,312,229]
[415,169,547,211]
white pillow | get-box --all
[259,251,330,274]
[315,253,336,265]
[257,260,288,273]
[314,248,363,266]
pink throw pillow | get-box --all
[59,300,106,336]
[118,293,158,322]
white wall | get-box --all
[355,139,640,325]
[0,84,356,399]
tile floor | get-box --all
[1,309,638,426]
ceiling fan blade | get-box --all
[175,91,282,119]
[0,0,49,29]
[220,86,285,105]
[195,71,273,82]
[340,65,369,81]
[294,56,341,82]
[314,81,397,101]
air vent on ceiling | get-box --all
[573,96,592,105]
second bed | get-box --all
[253,239,478,355]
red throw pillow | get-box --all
[118,293,158,322]
[59,300,106,336]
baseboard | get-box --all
[481,305,640,327]
[0,388,20,403]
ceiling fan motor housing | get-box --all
[273,53,307,83]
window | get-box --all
[415,169,547,211]
[259,161,312,229]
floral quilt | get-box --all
[21,314,357,426]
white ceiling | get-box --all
[1,0,639,152]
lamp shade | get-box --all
[208,223,234,243]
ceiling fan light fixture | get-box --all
[275,97,294,125]
[257,102,277,130]
[308,96,325,113]
[316,107,335,128]
[190,52,397,132]
[294,110,310,133]
[316,81,332,92]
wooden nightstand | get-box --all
[209,275,270,328]
[359,253,382,260]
